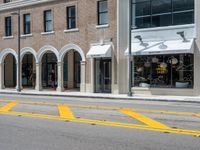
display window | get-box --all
[134,54,193,88]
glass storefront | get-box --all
[95,58,112,93]
[132,0,194,29]
[42,53,57,88]
[134,54,193,88]
[22,54,34,87]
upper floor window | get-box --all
[67,6,76,29]
[97,0,108,25]
[23,14,31,34]
[132,0,194,29]
[44,10,52,32]
[4,0,11,3]
[5,16,12,36]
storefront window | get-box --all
[134,54,193,88]
[132,0,194,29]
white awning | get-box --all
[125,39,194,56]
[87,44,112,58]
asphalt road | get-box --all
[0,94,200,150]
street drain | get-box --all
[163,132,170,134]
[91,123,96,125]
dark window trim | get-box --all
[5,16,12,36]
[44,10,52,32]
[66,6,76,29]
[23,13,31,35]
[97,0,108,25]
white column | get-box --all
[90,58,94,93]
[57,62,64,92]
[35,62,42,91]
[0,63,5,89]
[80,61,86,92]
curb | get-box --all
[0,91,200,104]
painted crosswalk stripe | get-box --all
[119,108,170,129]
[0,101,18,112]
[58,105,75,119]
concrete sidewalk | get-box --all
[0,89,200,103]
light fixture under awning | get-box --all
[87,44,112,58]
[125,39,194,56]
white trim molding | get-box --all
[0,48,18,64]
[0,0,57,12]
[64,28,79,33]
[20,47,38,63]
[41,31,55,35]
[37,45,59,63]
[59,43,85,62]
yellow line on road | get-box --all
[0,99,200,117]
[0,111,199,137]
[58,105,75,119]
[119,109,170,129]
[0,101,18,112]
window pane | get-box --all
[135,2,150,16]
[135,17,151,28]
[173,0,194,11]
[99,1,108,12]
[46,21,52,32]
[45,11,52,20]
[173,11,194,25]
[152,0,171,14]
[25,14,30,22]
[68,18,76,29]
[152,14,172,27]
[5,17,12,36]
[68,7,75,17]
[99,13,108,25]
[134,55,194,88]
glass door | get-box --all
[95,58,111,93]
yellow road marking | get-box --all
[0,111,199,137]
[119,109,170,129]
[0,99,200,117]
[0,101,18,112]
[58,105,75,119]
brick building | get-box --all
[0,0,199,96]
[0,0,127,94]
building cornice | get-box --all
[0,0,57,12]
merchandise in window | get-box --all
[133,54,194,88]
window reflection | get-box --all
[133,54,194,88]
[132,0,194,28]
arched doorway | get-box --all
[4,54,16,88]
[63,50,81,90]
[22,53,36,88]
[41,52,58,89]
